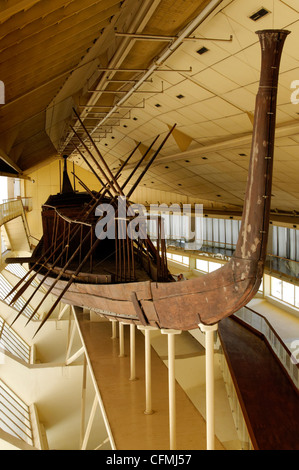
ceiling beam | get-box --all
[124,120,299,171]
[0,0,40,24]
[0,171,31,181]
[0,0,120,52]
[0,146,25,174]
[0,4,121,66]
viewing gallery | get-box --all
[0,0,299,451]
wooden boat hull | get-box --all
[7,30,290,337]
[41,256,262,330]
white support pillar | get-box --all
[129,324,136,381]
[119,322,125,357]
[137,325,157,415]
[110,319,117,339]
[161,329,182,450]
[80,356,87,448]
[199,323,218,451]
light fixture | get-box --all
[197,46,209,55]
[249,8,270,21]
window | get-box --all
[271,277,282,300]
[295,286,299,308]
[196,259,209,272]
[258,277,264,294]
[172,254,182,263]
[270,277,299,310]
[182,256,189,266]
[282,281,295,305]
[208,261,221,273]
[196,259,222,273]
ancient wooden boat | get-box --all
[6,29,290,335]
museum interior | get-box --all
[0,0,299,451]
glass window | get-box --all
[271,277,282,300]
[258,278,264,293]
[208,262,222,273]
[282,281,295,305]
[196,259,208,272]
[172,254,183,263]
[182,256,189,266]
[295,286,299,309]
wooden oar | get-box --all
[6,144,136,303]
[11,226,96,327]
[33,235,103,337]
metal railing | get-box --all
[2,197,32,212]
[0,199,24,226]
[0,317,31,363]
[0,380,33,446]
[62,305,115,450]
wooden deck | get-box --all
[218,317,299,450]
[75,311,224,451]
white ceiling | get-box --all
[65,0,299,214]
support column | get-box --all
[80,355,87,448]
[137,325,157,415]
[199,323,218,451]
[129,324,137,381]
[119,322,125,357]
[110,319,117,339]
[161,329,182,450]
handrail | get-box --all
[234,306,299,391]
[0,199,24,226]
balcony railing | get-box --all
[0,380,34,446]
[1,197,32,216]
[234,306,299,391]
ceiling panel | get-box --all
[0,0,299,214]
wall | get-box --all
[22,158,229,242]
[23,160,101,240]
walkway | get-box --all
[76,312,224,451]
[218,316,299,450]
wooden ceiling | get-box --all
[0,0,129,171]
[1,0,299,215]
